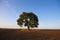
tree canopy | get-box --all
[17,12,39,30]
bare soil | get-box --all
[0,28,60,40]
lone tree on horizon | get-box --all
[17,12,39,30]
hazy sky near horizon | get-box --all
[0,0,60,29]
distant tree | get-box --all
[17,12,39,30]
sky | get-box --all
[0,0,60,29]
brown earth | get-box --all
[0,28,60,40]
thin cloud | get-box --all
[0,0,18,28]
[0,0,10,15]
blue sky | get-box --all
[0,0,60,29]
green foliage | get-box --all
[17,12,39,29]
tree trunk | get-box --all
[28,26,30,30]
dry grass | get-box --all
[0,28,60,40]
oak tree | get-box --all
[17,12,39,30]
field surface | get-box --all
[0,28,60,40]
